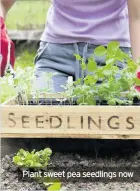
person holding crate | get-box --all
[0,0,140,91]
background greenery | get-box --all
[6,0,51,69]
[15,50,35,69]
[6,0,51,30]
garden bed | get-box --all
[1,94,140,139]
[1,147,140,191]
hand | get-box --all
[0,16,15,77]
[135,68,140,92]
[136,68,140,79]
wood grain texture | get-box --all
[1,105,140,139]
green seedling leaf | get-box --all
[107,99,116,106]
[18,149,28,157]
[73,87,82,95]
[127,59,137,72]
[135,78,140,86]
[44,148,52,155]
[74,54,82,61]
[81,61,86,71]
[24,160,34,167]
[13,148,52,169]
[85,96,96,105]
[107,41,120,52]
[94,46,107,56]
[115,98,125,105]
[13,156,21,163]
[48,182,61,191]
[115,49,126,62]
[96,68,104,78]
[84,75,97,85]
[87,58,97,72]
[17,162,24,166]
[31,150,36,154]
[74,78,82,85]
[119,78,130,91]
[43,182,53,187]
[103,70,112,76]
[106,57,116,65]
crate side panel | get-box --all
[1,106,140,139]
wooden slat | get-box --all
[1,134,140,139]
[1,105,140,139]
[2,94,65,106]
[1,96,18,106]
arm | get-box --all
[127,0,140,62]
[0,0,15,76]
[0,0,15,18]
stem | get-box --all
[83,95,85,104]
[45,92,47,105]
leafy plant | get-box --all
[13,148,52,168]
[63,41,140,105]
[6,0,51,30]
[0,66,55,105]
[15,50,35,69]
[1,41,140,106]
[13,148,61,190]
[47,182,61,191]
[0,74,17,104]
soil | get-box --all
[19,97,140,106]
[1,139,140,191]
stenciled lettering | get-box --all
[8,112,16,127]
[67,116,75,129]
[36,116,44,128]
[88,116,101,129]
[22,116,30,128]
[50,116,62,128]
[126,117,134,130]
[108,116,119,129]
[81,116,84,129]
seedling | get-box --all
[63,41,140,105]
[13,148,52,169]
[1,41,140,106]
[13,148,61,191]
[0,68,56,105]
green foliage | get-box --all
[0,49,36,104]
[0,66,54,104]
[15,51,35,69]
[47,182,61,191]
[63,41,140,105]
[0,75,17,104]
[1,41,140,106]
[6,0,51,30]
[0,67,34,104]
[13,148,62,190]
[13,148,52,168]
[36,177,61,191]
[94,46,107,56]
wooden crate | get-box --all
[1,95,140,139]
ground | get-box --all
[1,139,140,190]
[14,41,37,69]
